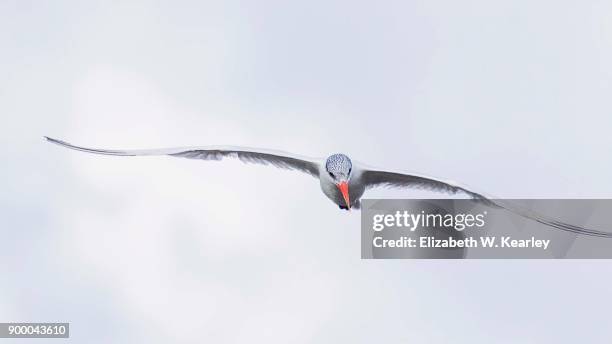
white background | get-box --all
[2,0,612,342]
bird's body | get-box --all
[45,136,612,238]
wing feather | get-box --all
[361,169,612,238]
[362,170,490,202]
[45,137,320,177]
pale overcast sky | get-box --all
[2,0,612,343]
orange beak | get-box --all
[337,181,351,209]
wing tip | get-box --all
[44,136,58,142]
[44,136,68,146]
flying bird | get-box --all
[45,136,612,238]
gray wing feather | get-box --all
[362,170,490,202]
[361,169,612,238]
[45,137,320,177]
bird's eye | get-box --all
[328,172,334,178]
[349,168,352,174]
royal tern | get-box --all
[45,136,612,238]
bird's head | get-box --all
[325,154,353,208]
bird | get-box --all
[45,136,612,238]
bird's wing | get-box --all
[361,169,489,201]
[360,168,612,238]
[45,137,321,177]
